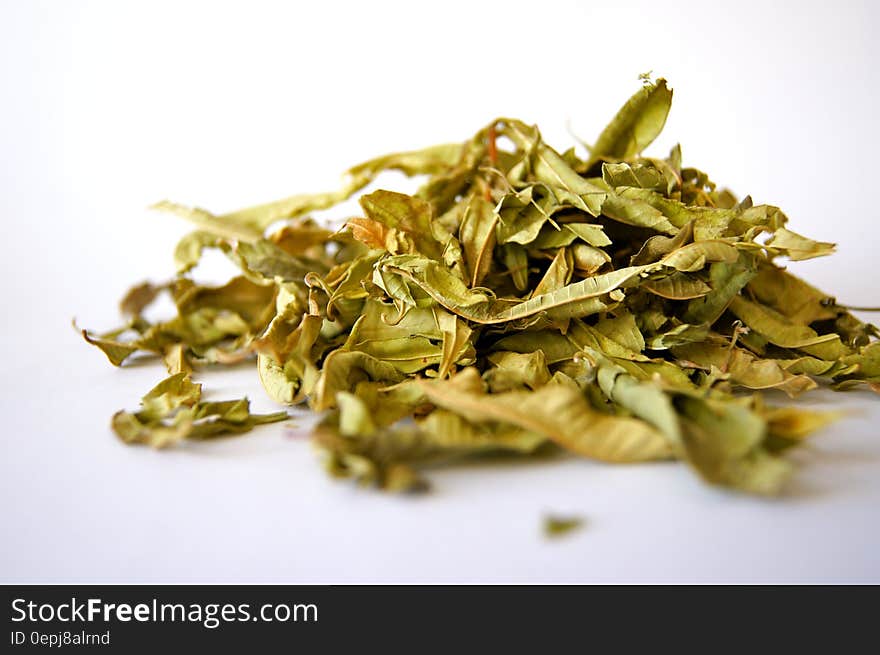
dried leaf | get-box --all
[459,193,499,287]
[543,515,584,538]
[81,328,139,366]
[589,77,673,164]
[419,376,673,463]
[112,373,286,448]
[765,228,835,261]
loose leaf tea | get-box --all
[84,77,878,494]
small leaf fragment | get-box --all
[544,515,585,539]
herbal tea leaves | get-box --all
[84,76,877,495]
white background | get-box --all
[2,0,879,583]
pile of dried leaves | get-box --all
[83,78,879,494]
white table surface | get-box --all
[2,0,879,584]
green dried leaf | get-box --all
[673,342,816,397]
[543,515,584,538]
[683,254,757,324]
[484,351,552,392]
[459,193,499,287]
[384,255,640,325]
[111,373,286,448]
[729,296,843,350]
[359,190,444,259]
[312,350,406,411]
[496,185,557,245]
[603,161,666,191]
[563,223,612,247]
[600,191,678,235]
[120,281,166,318]
[150,200,262,242]
[490,330,580,364]
[174,231,221,274]
[419,375,673,463]
[643,273,712,300]
[230,239,318,283]
[678,396,790,495]
[81,327,140,366]
[589,77,673,164]
[503,119,607,216]
[532,248,573,296]
[765,227,835,261]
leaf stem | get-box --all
[840,305,880,312]
[487,122,498,166]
